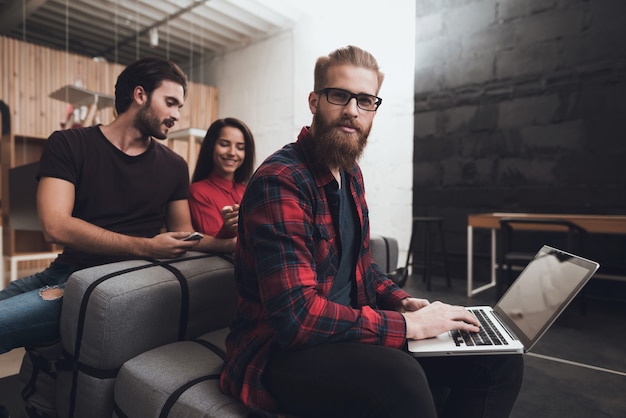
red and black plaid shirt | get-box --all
[220,127,410,412]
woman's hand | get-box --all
[221,204,240,233]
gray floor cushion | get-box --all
[114,329,249,418]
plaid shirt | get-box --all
[220,127,411,412]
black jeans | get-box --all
[264,343,523,418]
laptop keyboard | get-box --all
[451,309,508,347]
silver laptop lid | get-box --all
[494,245,599,351]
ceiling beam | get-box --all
[95,0,209,58]
[0,0,48,33]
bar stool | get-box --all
[403,216,452,290]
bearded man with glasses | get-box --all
[220,45,523,418]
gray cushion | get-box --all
[57,253,236,418]
[370,234,399,273]
[114,329,249,418]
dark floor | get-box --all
[1,274,625,417]
[0,375,22,418]
[403,272,626,418]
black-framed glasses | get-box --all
[316,87,382,111]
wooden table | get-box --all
[466,213,626,297]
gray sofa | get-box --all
[19,235,398,418]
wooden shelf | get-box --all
[167,128,206,179]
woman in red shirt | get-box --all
[189,118,256,253]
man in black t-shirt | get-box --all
[0,57,219,354]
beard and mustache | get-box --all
[134,97,174,140]
[310,112,371,171]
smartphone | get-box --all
[181,232,203,241]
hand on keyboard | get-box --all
[402,301,480,340]
[452,309,508,346]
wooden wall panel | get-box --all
[0,36,217,137]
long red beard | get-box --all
[311,115,369,170]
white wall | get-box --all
[201,1,415,265]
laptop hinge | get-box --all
[491,310,517,341]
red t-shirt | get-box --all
[188,172,246,238]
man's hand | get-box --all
[402,301,480,340]
[144,231,201,259]
[397,297,430,313]
[221,204,240,233]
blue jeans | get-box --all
[0,262,80,354]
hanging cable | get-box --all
[166,15,170,60]
[135,0,140,60]
[189,17,194,82]
[114,0,119,64]
[63,0,70,112]
[200,22,204,85]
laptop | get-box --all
[408,245,599,356]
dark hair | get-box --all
[191,118,256,184]
[114,57,188,115]
[314,45,384,93]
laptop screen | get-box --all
[494,245,599,350]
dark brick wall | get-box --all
[413,0,626,278]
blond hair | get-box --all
[314,45,384,93]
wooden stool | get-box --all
[404,217,451,290]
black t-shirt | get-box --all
[37,125,189,268]
[328,170,359,306]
